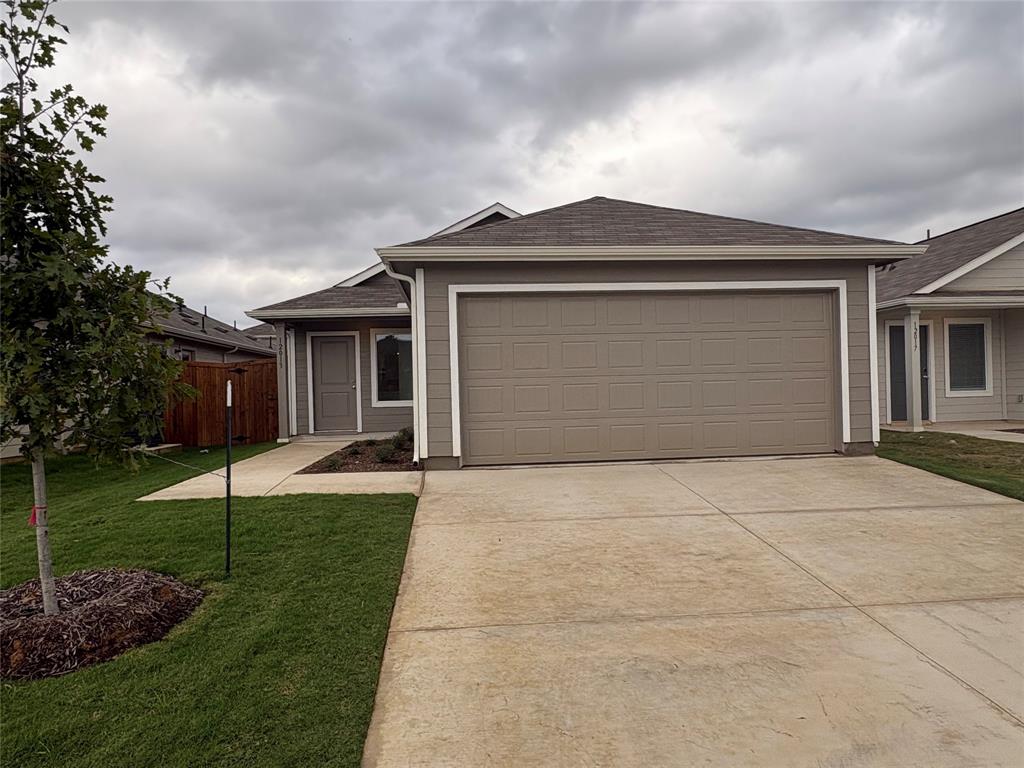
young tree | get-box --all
[1,0,184,614]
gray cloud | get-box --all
[45,0,1024,324]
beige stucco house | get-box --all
[876,207,1023,432]
[249,196,933,467]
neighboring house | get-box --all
[876,207,1024,430]
[250,196,923,468]
[2,300,276,461]
[242,322,277,350]
[154,302,275,363]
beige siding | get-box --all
[1005,309,1024,420]
[944,243,1024,292]
[420,261,874,460]
[877,308,1007,423]
[286,317,413,436]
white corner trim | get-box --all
[286,328,297,436]
[868,266,880,442]
[380,263,422,463]
[337,262,386,287]
[943,317,994,398]
[431,202,521,237]
[915,231,1024,294]
[883,319,935,424]
[306,331,362,433]
[369,327,414,408]
[415,268,429,457]
[447,280,852,458]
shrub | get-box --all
[364,439,378,447]
[345,445,361,457]
[374,444,396,463]
[397,427,414,445]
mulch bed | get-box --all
[299,437,417,473]
[0,568,203,681]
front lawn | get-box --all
[1,446,416,767]
[878,429,1024,501]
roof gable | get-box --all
[877,207,1024,302]
[430,202,521,237]
[395,196,901,249]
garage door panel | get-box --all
[461,294,831,335]
[464,372,830,421]
[459,334,831,378]
[459,292,836,465]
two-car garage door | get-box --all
[458,291,837,466]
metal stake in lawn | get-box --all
[225,380,233,578]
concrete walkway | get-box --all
[885,419,1024,444]
[364,456,1024,767]
[138,441,422,500]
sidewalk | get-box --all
[138,441,422,501]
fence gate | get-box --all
[163,359,278,447]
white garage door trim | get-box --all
[447,280,850,458]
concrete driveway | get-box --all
[363,457,1024,767]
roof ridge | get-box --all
[400,195,900,247]
[403,196,604,246]
[595,196,899,245]
[915,206,1024,244]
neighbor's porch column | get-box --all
[904,308,924,432]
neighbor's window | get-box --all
[373,330,413,405]
[945,320,990,395]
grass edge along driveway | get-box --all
[878,429,1024,501]
[1,445,416,768]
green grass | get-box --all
[1,445,416,767]
[878,429,1024,501]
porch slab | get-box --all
[415,464,715,525]
[365,608,1024,768]
[658,455,1015,513]
[864,597,1024,720]
[391,514,844,631]
[736,504,1024,604]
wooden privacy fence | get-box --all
[163,360,278,447]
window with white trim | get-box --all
[372,330,413,406]
[944,319,992,396]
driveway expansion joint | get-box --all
[654,462,1024,727]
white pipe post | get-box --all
[225,380,233,577]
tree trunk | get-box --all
[31,451,59,615]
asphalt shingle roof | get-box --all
[242,322,275,338]
[249,274,407,315]
[156,303,274,354]
[396,196,902,248]
[877,207,1024,302]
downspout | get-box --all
[381,261,421,464]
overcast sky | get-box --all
[44,1,1024,326]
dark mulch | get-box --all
[299,435,417,473]
[1,568,203,680]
